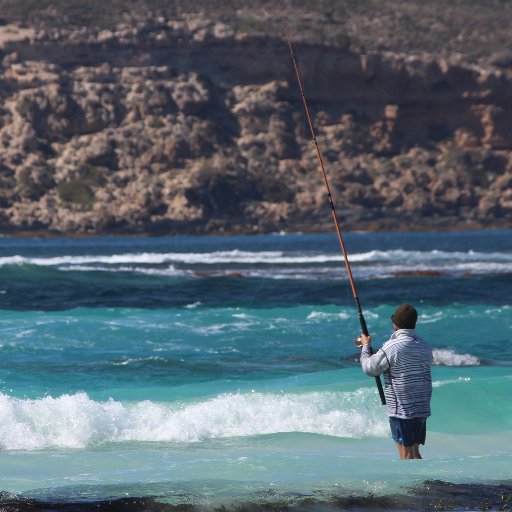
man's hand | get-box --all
[354,333,371,349]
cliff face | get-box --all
[0,17,511,235]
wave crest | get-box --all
[0,389,388,451]
[1,248,511,268]
[432,349,480,366]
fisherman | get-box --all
[355,304,433,459]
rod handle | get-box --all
[357,301,386,405]
[374,375,386,406]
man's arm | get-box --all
[358,335,390,376]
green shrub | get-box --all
[17,167,32,188]
[233,18,271,35]
[57,180,95,207]
[79,164,106,186]
[16,167,49,199]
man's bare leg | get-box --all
[397,444,415,459]
[397,444,422,459]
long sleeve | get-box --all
[360,344,389,376]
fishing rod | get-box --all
[283,24,386,405]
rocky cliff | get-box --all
[0,8,511,235]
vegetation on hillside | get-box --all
[1,0,512,68]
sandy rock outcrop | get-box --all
[0,19,511,235]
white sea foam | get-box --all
[1,249,511,281]
[0,389,388,451]
[185,301,202,309]
[432,349,480,366]
[349,249,512,263]
[0,251,340,267]
[307,311,351,321]
[111,356,168,366]
[1,249,511,269]
[58,265,183,277]
[433,376,472,388]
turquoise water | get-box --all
[0,231,511,509]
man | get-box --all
[356,304,433,459]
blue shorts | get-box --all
[389,417,427,447]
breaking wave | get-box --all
[0,249,511,274]
[432,349,480,366]
[0,389,387,451]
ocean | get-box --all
[0,229,511,511]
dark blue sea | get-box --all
[0,230,511,511]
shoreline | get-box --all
[1,217,510,239]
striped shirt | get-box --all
[360,329,433,419]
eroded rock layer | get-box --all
[0,17,511,234]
